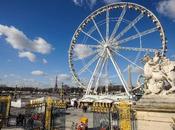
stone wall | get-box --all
[135,111,175,130]
[133,95,175,130]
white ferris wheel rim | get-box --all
[68,2,167,97]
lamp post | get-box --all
[61,82,64,102]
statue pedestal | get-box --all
[133,95,175,130]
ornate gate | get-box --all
[0,95,11,127]
[51,100,67,130]
[117,102,132,130]
[91,101,133,130]
[26,99,46,130]
[92,102,111,130]
[27,97,67,130]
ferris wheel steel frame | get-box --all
[68,2,167,98]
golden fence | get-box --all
[91,101,132,130]
[27,97,67,130]
[0,95,11,118]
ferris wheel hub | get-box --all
[103,43,108,48]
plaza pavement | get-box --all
[2,108,94,130]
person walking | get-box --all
[27,117,34,130]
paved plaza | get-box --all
[2,108,94,130]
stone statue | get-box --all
[137,51,175,95]
[170,117,175,130]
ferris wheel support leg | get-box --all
[107,48,131,97]
[93,57,107,94]
[86,57,103,95]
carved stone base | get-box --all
[134,95,175,112]
[133,95,175,130]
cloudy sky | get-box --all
[0,0,175,88]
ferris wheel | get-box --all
[69,2,167,97]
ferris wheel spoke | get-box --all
[104,58,109,85]
[81,30,102,45]
[105,58,108,77]
[92,18,105,42]
[106,8,110,41]
[94,57,107,93]
[115,13,144,40]
[110,6,127,40]
[107,48,131,97]
[117,27,158,45]
[86,56,104,95]
[111,48,143,70]
[78,54,99,75]
[112,46,160,53]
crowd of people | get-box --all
[16,114,26,127]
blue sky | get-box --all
[0,0,175,88]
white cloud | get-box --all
[3,74,15,79]
[58,74,75,86]
[171,55,175,59]
[7,59,12,62]
[73,0,97,8]
[48,74,72,86]
[87,0,98,8]
[9,73,15,77]
[103,0,120,4]
[157,0,175,21]
[72,0,120,8]
[0,24,53,62]
[74,44,94,59]
[57,74,71,82]
[1,73,51,88]
[32,37,52,54]
[99,74,110,86]
[131,66,144,74]
[73,0,83,6]
[18,51,36,62]
[31,70,46,76]
[3,74,8,78]
[42,58,48,64]
[123,65,143,74]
